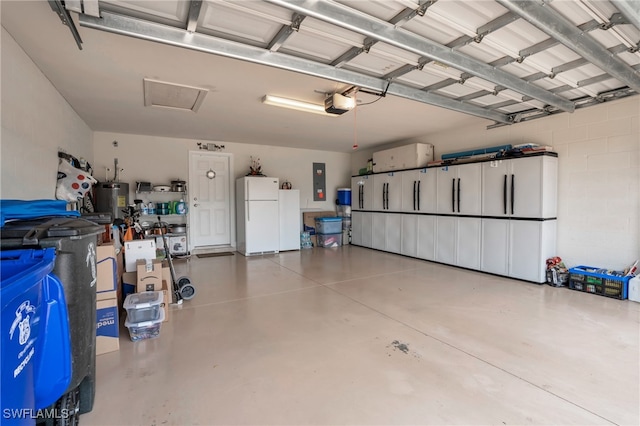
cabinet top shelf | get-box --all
[352,151,557,177]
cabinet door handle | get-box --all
[384,183,387,210]
[503,174,507,215]
[457,178,461,213]
[511,174,515,215]
[413,180,417,211]
[417,180,421,211]
[451,178,455,213]
[387,183,390,210]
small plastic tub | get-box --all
[317,232,343,248]
[124,309,165,342]
[123,291,164,323]
[315,217,343,234]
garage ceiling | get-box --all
[2,0,639,152]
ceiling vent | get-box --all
[143,78,208,112]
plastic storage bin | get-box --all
[1,248,72,424]
[568,266,630,299]
[317,233,343,248]
[315,217,343,234]
[125,309,166,341]
[1,217,103,415]
[123,291,164,323]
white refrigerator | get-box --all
[236,176,280,256]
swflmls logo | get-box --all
[3,408,70,419]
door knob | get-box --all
[193,203,199,207]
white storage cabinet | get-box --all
[373,172,402,212]
[482,156,558,218]
[436,163,482,215]
[400,168,437,213]
[351,175,374,211]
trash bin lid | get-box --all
[80,212,113,225]
[1,217,104,244]
[0,199,80,227]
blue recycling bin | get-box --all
[1,248,72,425]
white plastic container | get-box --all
[629,276,640,303]
[373,143,434,172]
[123,291,164,323]
[125,309,165,341]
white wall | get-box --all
[1,28,92,199]
[93,132,352,212]
[353,97,640,270]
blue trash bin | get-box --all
[1,248,71,425]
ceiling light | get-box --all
[262,95,337,117]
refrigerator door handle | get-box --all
[247,201,250,221]
[417,180,421,211]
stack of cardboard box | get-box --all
[122,259,171,326]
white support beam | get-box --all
[78,11,511,123]
[263,0,575,112]
[496,0,640,94]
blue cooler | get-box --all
[336,188,351,206]
[1,248,72,425]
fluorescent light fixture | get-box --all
[262,95,337,117]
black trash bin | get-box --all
[1,217,104,417]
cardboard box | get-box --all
[160,280,170,323]
[136,258,163,292]
[96,243,118,300]
[122,271,137,304]
[96,298,119,355]
[124,240,157,272]
[302,211,336,246]
[161,260,172,285]
[168,235,188,255]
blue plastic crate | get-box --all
[568,265,630,299]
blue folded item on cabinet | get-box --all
[0,199,80,227]
[441,144,512,160]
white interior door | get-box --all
[188,152,234,249]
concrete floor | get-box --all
[84,246,639,425]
